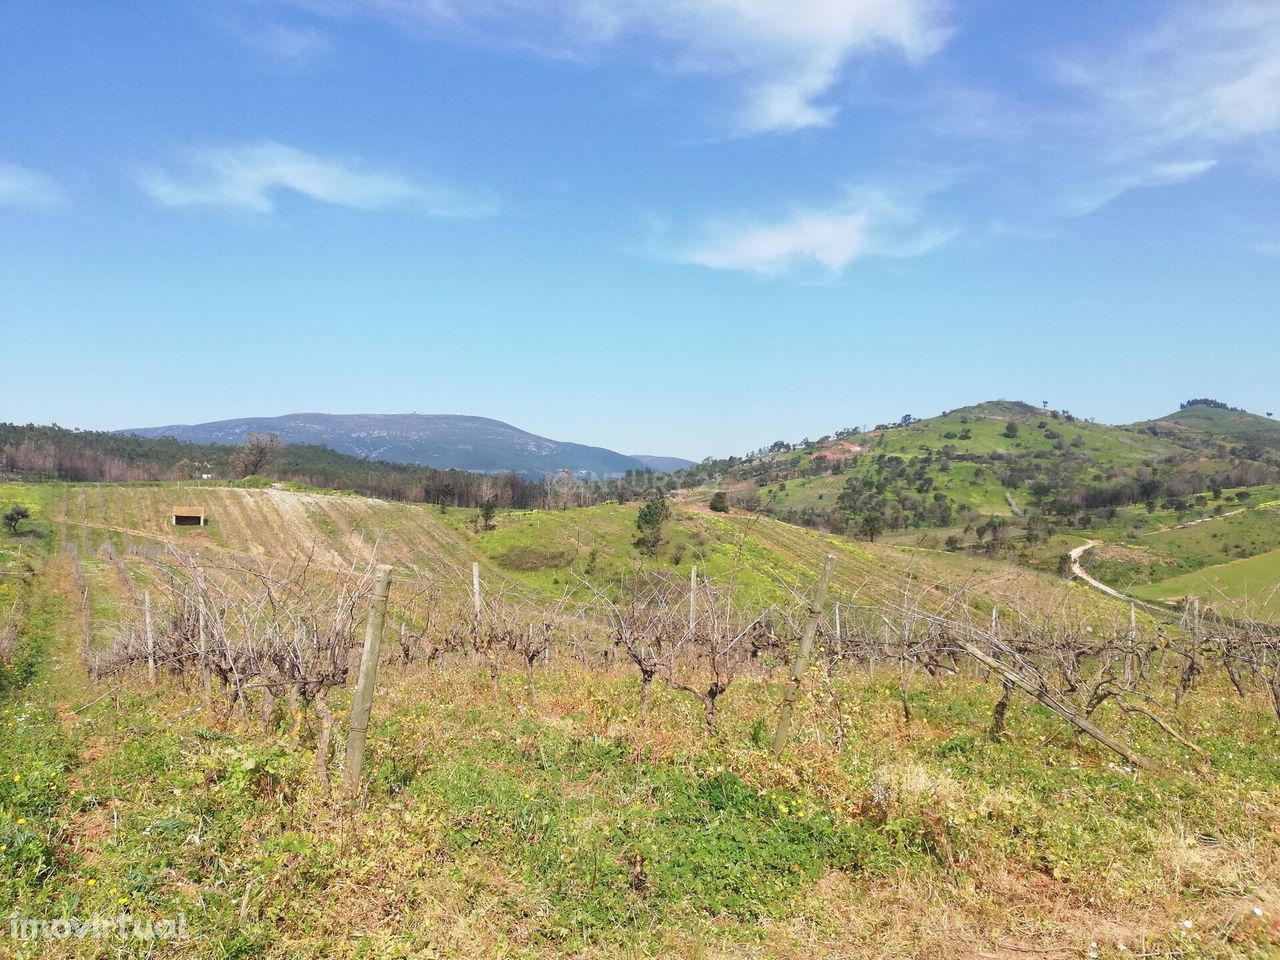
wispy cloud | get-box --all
[137,142,496,216]
[277,0,951,134]
[669,187,953,278]
[1064,159,1218,216]
[240,23,332,64]
[0,161,67,208]
[1060,0,1280,149]
[1245,238,1280,256]
[1055,0,1280,209]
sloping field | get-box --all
[1132,547,1280,619]
[7,481,1279,959]
[48,483,1129,627]
[56,484,483,578]
[438,497,1128,625]
[708,512,1131,627]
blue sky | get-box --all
[2,0,1278,460]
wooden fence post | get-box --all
[470,562,482,666]
[1125,603,1136,685]
[81,585,92,671]
[197,568,212,709]
[689,565,697,634]
[144,590,156,685]
[344,564,394,799]
[771,554,835,757]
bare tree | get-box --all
[229,433,282,478]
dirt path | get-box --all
[1142,506,1245,535]
[1067,540,1129,600]
[1069,501,1258,608]
[1067,541,1173,617]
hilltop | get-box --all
[1140,400,1280,453]
[121,412,683,479]
[678,399,1280,550]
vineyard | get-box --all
[1,482,1278,958]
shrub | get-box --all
[635,493,671,553]
[2,505,29,534]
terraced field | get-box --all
[0,476,1157,682]
[55,484,483,579]
[38,483,1131,629]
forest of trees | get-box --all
[1180,398,1242,411]
[0,423,680,511]
[665,408,1280,545]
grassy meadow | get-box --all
[1131,548,1280,619]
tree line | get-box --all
[0,423,679,512]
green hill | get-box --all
[686,400,1213,531]
[677,400,1280,582]
[1139,400,1280,453]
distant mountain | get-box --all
[121,413,680,478]
[631,455,697,473]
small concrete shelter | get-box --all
[172,506,206,527]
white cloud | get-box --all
[1055,0,1280,208]
[281,0,951,133]
[241,23,333,64]
[138,142,496,216]
[0,162,67,208]
[683,210,870,275]
[1075,0,1280,147]
[672,187,952,277]
[1065,159,1218,216]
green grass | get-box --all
[438,502,673,596]
[6,648,1278,957]
[1,487,1278,957]
[410,722,903,939]
[438,501,868,610]
[1147,404,1280,449]
[864,402,1175,466]
[752,459,1016,520]
[697,401,1235,549]
[1131,547,1280,618]
[435,499,1126,621]
[1073,498,1280,613]
[0,482,61,565]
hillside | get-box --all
[26,481,1122,622]
[680,400,1279,549]
[1140,402,1280,453]
[122,413,673,478]
[0,421,551,509]
[3,478,1277,960]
